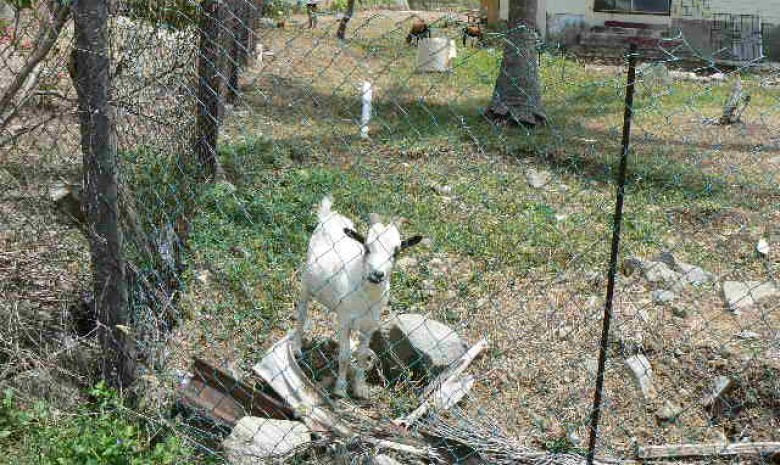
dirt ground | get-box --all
[1,7,778,461]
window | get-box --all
[593,0,671,15]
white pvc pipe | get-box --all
[360,81,372,139]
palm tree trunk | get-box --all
[486,0,547,126]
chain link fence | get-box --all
[1,0,778,463]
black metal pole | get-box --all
[585,42,638,465]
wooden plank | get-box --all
[394,338,487,428]
[637,442,780,460]
[192,357,294,420]
[178,357,294,426]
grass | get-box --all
[174,16,779,453]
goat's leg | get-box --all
[352,325,377,399]
[333,320,352,398]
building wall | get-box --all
[544,0,779,28]
[706,0,780,25]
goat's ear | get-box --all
[368,213,382,225]
[343,228,366,245]
[401,235,423,249]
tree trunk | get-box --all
[195,0,223,179]
[486,0,547,126]
[71,0,135,389]
[335,0,356,40]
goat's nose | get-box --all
[369,270,385,281]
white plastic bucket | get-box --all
[417,38,456,72]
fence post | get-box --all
[585,42,638,465]
[72,0,135,388]
[195,0,224,179]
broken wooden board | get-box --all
[395,338,487,428]
[637,442,780,460]
[178,357,294,427]
[253,332,352,436]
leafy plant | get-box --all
[1,383,199,464]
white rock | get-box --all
[374,455,402,465]
[625,354,655,401]
[396,256,418,272]
[655,401,683,422]
[677,262,714,286]
[736,330,760,340]
[756,238,770,256]
[652,290,676,305]
[433,184,453,195]
[526,168,551,189]
[722,281,779,313]
[223,418,311,464]
[370,313,468,380]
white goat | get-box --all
[295,196,422,398]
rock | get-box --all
[370,313,468,381]
[756,238,770,256]
[526,168,551,189]
[671,304,689,318]
[432,184,453,196]
[675,262,715,286]
[196,269,211,285]
[736,330,760,340]
[223,418,311,464]
[625,257,685,291]
[373,455,402,465]
[722,281,778,313]
[701,376,734,408]
[655,401,683,422]
[654,252,714,286]
[624,354,655,401]
[396,256,418,272]
[652,290,676,305]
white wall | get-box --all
[707,0,780,25]
[544,0,780,28]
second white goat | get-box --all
[295,196,422,398]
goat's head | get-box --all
[344,214,422,285]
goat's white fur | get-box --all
[295,196,418,398]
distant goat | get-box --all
[406,18,431,46]
[462,24,483,47]
[295,196,422,398]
